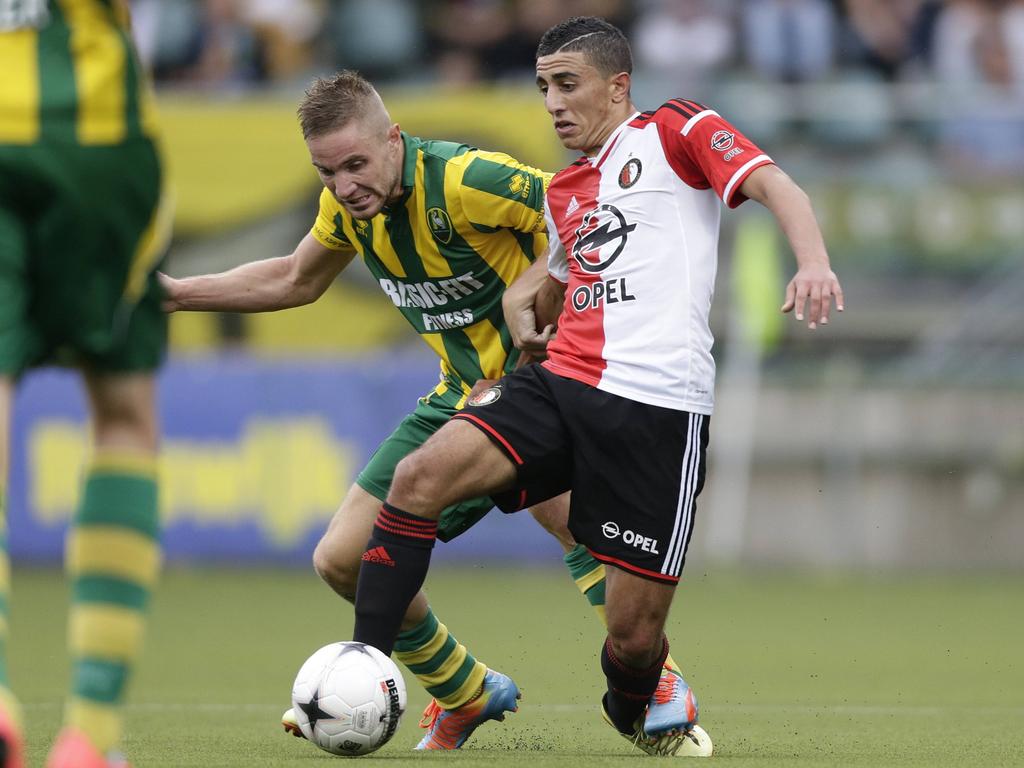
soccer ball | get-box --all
[291,641,407,756]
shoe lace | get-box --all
[653,672,679,705]
[418,697,482,750]
[418,700,443,731]
[634,730,690,757]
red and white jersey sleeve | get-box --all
[542,101,774,413]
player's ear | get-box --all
[609,72,631,104]
[387,123,401,144]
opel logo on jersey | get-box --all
[427,207,453,244]
[571,204,637,274]
[711,130,735,152]
[601,521,620,539]
[618,158,642,188]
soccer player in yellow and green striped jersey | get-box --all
[1,1,171,766]
[161,70,683,750]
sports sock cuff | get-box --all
[394,608,439,652]
[374,504,437,549]
[564,545,605,600]
[563,543,595,574]
[604,636,669,678]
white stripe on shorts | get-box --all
[662,413,704,578]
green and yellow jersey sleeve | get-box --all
[311,188,353,251]
[453,150,550,235]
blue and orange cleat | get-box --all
[0,708,24,768]
[45,728,130,768]
[644,667,699,736]
[415,669,521,750]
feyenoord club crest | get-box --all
[468,386,501,406]
[618,157,642,188]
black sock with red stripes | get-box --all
[601,635,669,734]
[353,503,438,656]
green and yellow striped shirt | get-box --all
[0,0,158,145]
[312,133,551,395]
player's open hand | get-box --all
[781,264,843,330]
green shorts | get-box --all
[0,139,169,376]
[357,382,496,542]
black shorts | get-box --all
[452,364,710,583]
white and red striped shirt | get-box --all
[542,100,774,413]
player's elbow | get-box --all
[283,257,328,308]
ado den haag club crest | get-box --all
[427,207,453,244]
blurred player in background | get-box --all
[350,15,843,758]
[0,1,172,766]
[160,69,697,750]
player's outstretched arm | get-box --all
[160,234,356,313]
[739,165,844,330]
[502,256,564,356]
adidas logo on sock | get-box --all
[362,546,396,567]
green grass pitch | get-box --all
[11,566,1024,766]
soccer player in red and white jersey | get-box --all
[351,16,842,757]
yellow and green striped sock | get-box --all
[394,609,486,710]
[563,544,681,672]
[65,451,161,754]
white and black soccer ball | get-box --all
[291,641,407,756]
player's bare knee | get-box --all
[538,515,575,550]
[606,622,664,667]
[86,374,159,450]
[389,452,444,513]
[529,495,575,551]
[312,538,358,601]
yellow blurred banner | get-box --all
[157,86,565,236]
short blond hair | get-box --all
[297,70,388,140]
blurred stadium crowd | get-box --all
[132,0,1022,92]
[131,0,1024,179]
